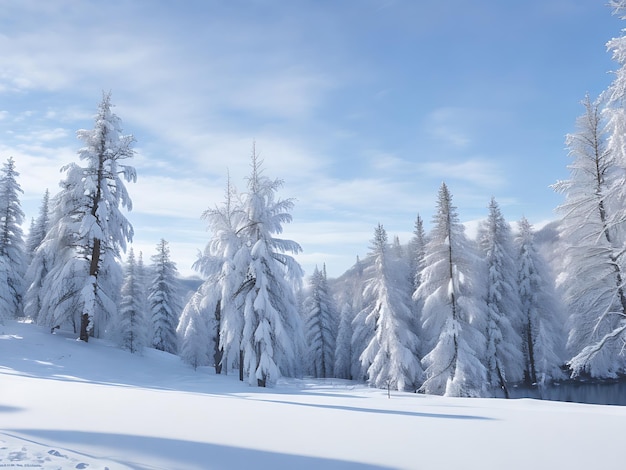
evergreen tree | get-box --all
[350,269,376,382]
[178,296,211,370]
[416,183,487,397]
[334,256,367,380]
[553,94,626,377]
[0,157,26,319]
[516,217,565,386]
[359,224,423,392]
[23,190,52,322]
[35,93,136,339]
[236,146,304,387]
[34,182,85,331]
[478,197,524,397]
[149,239,181,354]
[117,248,147,353]
[136,251,150,333]
[25,189,50,262]
[303,265,338,378]
[410,214,427,292]
[182,174,248,376]
[334,303,355,379]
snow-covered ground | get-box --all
[1,320,624,470]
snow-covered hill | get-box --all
[1,320,624,470]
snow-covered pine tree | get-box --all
[177,294,211,370]
[333,256,367,380]
[553,93,626,378]
[23,190,52,322]
[350,255,380,382]
[25,189,50,262]
[410,214,427,293]
[187,173,248,376]
[303,265,338,378]
[334,302,355,379]
[149,239,181,354]
[416,183,487,397]
[136,251,150,334]
[236,146,304,387]
[478,197,525,397]
[35,93,136,340]
[359,223,423,392]
[117,248,147,353]
[33,173,86,330]
[516,217,565,386]
[0,157,26,320]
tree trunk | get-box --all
[497,363,510,399]
[79,313,90,342]
[239,350,244,382]
[256,342,266,387]
[80,237,101,342]
[526,323,537,386]
[214,301,223,374]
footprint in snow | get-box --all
[76,463,89,469]
[48,449,68,458]
[8,447,27,461]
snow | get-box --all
[1,320,624,470]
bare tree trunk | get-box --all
[497,363,510,399]
[214,301,223,374]
[79,313,90,342]
[80,237,101,342]
[239,350,244,382]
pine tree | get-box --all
[117,248,147,353]
[149,239,181,354]
[0,157,26,320]
[359,224,423,392]
[416,183,487,397]
[350,268,376,382]
[25,189,50,262]
[516,217,565,386]
[34,93,136,339]
[334,256,366,380]
[136,251,150,334]
[303,265,338,378]
[410,214,427,292]
[553,94,626,377]
[478,197,524,397]
[178,296,211,370]
[187,173,248,376]
[334,303,355,379]
[23,190,52,322]
[236,146,304,387]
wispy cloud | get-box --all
[421,158,507,189]
[425,107,473,148]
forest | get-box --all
[2,5,626,402]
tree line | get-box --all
[2,1,626,396]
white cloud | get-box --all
[421,158,507,189]
[426,107,472,148]
[15,128,69,142]
[130,174,222,220]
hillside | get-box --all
[1,320,624,470]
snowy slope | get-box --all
[1,320,624,470]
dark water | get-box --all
[509,381,626,406]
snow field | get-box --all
[2,321,624,470]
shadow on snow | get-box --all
[3,430,392,470]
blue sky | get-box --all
[0,0,622,278]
